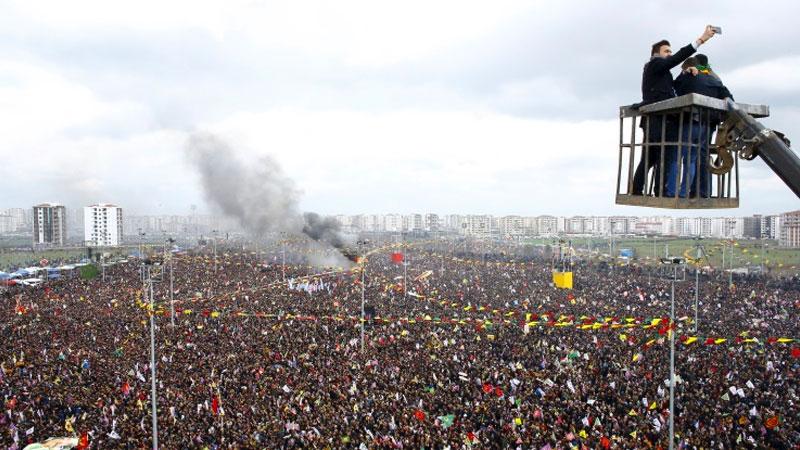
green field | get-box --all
[0,245,145,271]
[525,237,800,274]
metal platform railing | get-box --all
[616,93,769,209]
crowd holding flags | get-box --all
[1,239,798,448]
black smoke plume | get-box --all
[185,132,351,263]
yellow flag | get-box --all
[619,334,628,342]
[579,429,588,439]
[628,409,638,416]
[714,338,726,344]
[514,417,522,426]
[684,337,698,345]
[777,338,794,343]
[632,353,641,362]
[649,401,657,410]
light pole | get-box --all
[212,230,218,275]
[166,238,175,327]
[659,255,686,450]
[281,236,286,282]
[211,229,218,298]
[142,260,163,450]
[729,241,734,287]
[692,239,706,334]
[358,239,368,353]
[403,259,408,299]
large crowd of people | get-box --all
[1,239,798,449]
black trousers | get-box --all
[631,114,678,195]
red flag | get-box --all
[494,386,504,398]
[121,381,130,396]
[600,436,611,449]
[792,348,800,358]
[482,383,493,394]
[76,432,89,450]
[211,395,220,415]
[414,409,425,421]
[765,416,779,429]
[705,338,715,345]
[391,252,404,264]
[466,431,477,442]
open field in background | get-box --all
[0,239,153,270]
[527,237,800,274]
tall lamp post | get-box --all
[659,255,686,450]
[211,229,218,297]
[358,239,369,353]
[141,258,164,449]
[691,238,707,334]
[166,238,176,327]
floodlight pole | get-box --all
[669,266,676,450]
[360,243,366,353]
[403,259,407,299]
[146,266,159,450]
[167,241,175,327]
[691,238,705,334]
[659,253,685,450]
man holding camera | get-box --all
[631,25,717,196]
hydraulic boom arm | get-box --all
[717,98,800,199]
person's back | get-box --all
[670,56,733,198]
[674,67,733,100]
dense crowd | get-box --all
[1,240,799,449]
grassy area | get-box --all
[525,237,800,273]
[0,246,133,271]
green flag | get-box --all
[438,414,455,429]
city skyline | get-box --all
[3,204,797,246]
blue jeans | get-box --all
[665,123,706,198]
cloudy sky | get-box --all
[1,0,799,217]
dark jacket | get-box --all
[674,71,733,101]
[674,71,734,124]
[641,43,697,105]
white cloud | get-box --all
[0,0,797,217]
[726,56,800,93]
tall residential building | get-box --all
[33,203,67,246]
[498,215,525,237]
[424,213,440,232]
[779,210,800,248]
[536,215,558,235]
[0,214,13,234]
[742,215,762,238]
[463,215,493,237]
[760,215,780,240]
[4,208,27,231]
[84,204,124,246]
